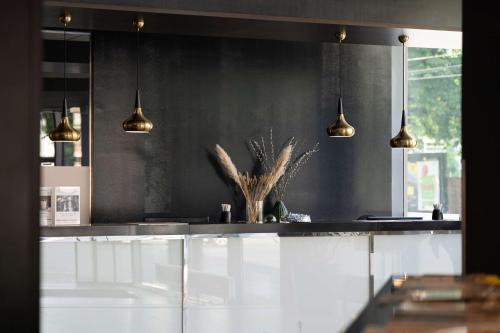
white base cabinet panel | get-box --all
[185,236,370,333]
[40,232,461,333]
[40,238,183,333]
[372,233,462,293]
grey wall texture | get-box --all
[92,31,393,222]
[51,0,462,31]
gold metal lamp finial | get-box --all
[390,34,416,148]
[59,12,71,26]
[398,34,409,44]
[335,30,346,43]
[326,30,355,138]
[133,17,144,31]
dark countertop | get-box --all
[345,275,495,333]
[41,220,461,237]
[345,278,396,333]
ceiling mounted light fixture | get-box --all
[327,31,355,138]
[122,17,153,133]
[390,34,417,149]
[49,12,81,142]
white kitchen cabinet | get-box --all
[40,237,183,333]
[372,232,462,294]
[184,235,370,333]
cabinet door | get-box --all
[185,235,369,333]
[372,233,462,293]
[40,237,183,333]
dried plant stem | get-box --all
[215,144,292,223]
[248,129,319,202]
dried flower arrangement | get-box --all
[248,129,319,202]
[215,144,292,223]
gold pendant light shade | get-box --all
[49,12,81,142]
[390,110,416,148]
[49,117,81,142]
[49,98,81,141]
[327,97,355,137]
[123,90,153,133]
[390,34,417,149]
[327,31,355,138]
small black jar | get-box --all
[432,203,444,220]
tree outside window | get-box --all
[407,48,462,216]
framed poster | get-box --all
[55,186,80,225]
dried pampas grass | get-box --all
[248,128,319,201]
[215,144,292,223]
[214,145,241,187]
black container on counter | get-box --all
[432,203,444,220]
[220,204,231,223]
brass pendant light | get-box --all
[49,12,81,142]
[327,31,355,138]
[122,17,153,133]
[390,34,417,148]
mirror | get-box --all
[40,30,91,226]
[40,30,90,166]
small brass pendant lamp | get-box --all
[49,12,81,142]
[390,34,417,148]
[327,31,355,138]
[122,17,153,133]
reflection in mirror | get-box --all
[41,30,90,166]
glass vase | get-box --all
[246,200,264,224]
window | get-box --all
[407,47,462,219]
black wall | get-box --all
[462,0,500,275]
[0,0,40,330]
[92,31,393,223]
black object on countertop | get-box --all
[220,211,231,223]
[432,205,444,220]
[143,216,210,223]
[357,215,423,221]
[219,204,232,223]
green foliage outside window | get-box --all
[408,48,462,177]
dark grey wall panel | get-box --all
[92,31,392,222]
[46,0,461,31]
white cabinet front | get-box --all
[40,231,461,333]
[372,233,462,293]
[40,237,183,333]
[185,235,370,333]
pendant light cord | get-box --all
[63,22,67,117]
[136,27,140,91]
[339,38,342,98]
[402,39,406,216]
[402,151,406,216]
[402,41,405,112]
